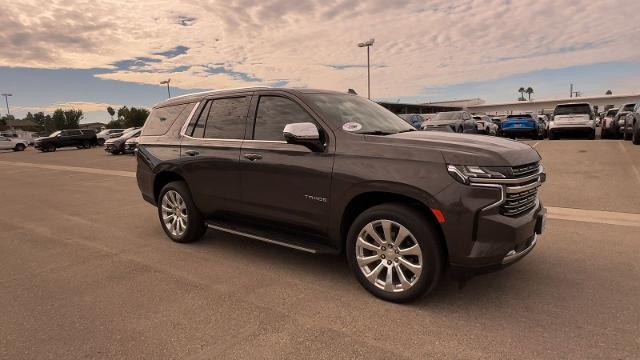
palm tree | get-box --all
[526,87,534,101]
[107,106,115,121]
[518,87,526,101]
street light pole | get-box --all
[160,79,171,98]
[357,39,375,99]
[1,93,12,116]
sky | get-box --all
[1,0,640,124]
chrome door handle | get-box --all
[243,153,263,161]
[184,150,199,156]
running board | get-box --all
[205,221,338,254]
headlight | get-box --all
[447,165,506,184]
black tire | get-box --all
[587,130,596,140]
[548,132,558,140]
[623,131,632,141]
[111,150,121,155]
[81,140,90,149]
[97,138,105,146]
[632,125,640,145]
[157,181,206,243]
[46,143,56,152]
[13,143,26,151]
[346,203,443,303]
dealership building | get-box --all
[424,94,640,115]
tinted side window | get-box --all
[67,130,82,136]
[191,101,211,138]
[203,97,250,139]
[143,103,191,136]
[253,96,316,141]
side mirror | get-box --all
[283,122,323,151]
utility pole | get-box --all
[570,84,573,98]
[1,93,12,116]
[357,39,375,99]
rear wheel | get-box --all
[97,138,105,146]
[346,203,443,303]
[588,130,596,140]
[624,131,632,141]
[157,181,206,243]
[632,123,640,145]
[82,140,91,149]
[548,131,558,140]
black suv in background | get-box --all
[34,129,97,152]
[136,88,546,302]
[626,102,640,145]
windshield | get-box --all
[621,104,635,112]
[49,131,61,137]
[606,109,618,117]
[435,112,461,121]
[554,104,592,116]
[306,94,414,134]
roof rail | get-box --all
[168,86,273,100]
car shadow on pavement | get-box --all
[188,228,539,307]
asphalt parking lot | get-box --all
[1,134,640,359]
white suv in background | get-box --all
[0,136,28,151]
[548,102,596,140]
[96,129,125,145]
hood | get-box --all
[105,138,120,145]
[125,138,139,144]
[367,131,540,166]
[34,136,54,142]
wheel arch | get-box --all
[153,170,187,203]
[336,188,447,259]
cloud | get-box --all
[2,0,640,98]
[14,101,123,114]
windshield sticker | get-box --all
[342,122,362,132]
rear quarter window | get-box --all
[143,103,194,136]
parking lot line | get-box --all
[546,206,640,227]
[617,141,640,185]
[0,160,136,178]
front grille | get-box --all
[502,187,538,216]
[501,162,541,217]
[511,162,540,177]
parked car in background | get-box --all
[96,129,125,145]
[613,111,631,139]
[472,115,498,135]
[548,102,596,140]
[422,111,477,133]
[629,103,640,145]
[600,108,619,139]
[104,128,141,155]
[500,114,544,140]
[0,135,28,151]
[34,129,98,152]
[617,103,637,140]
[398,114,425,129]
[123,136,139,154]
[136,87,545,303]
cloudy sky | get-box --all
[1,0,640,123]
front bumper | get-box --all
[104,143,120,152]
[436,167,546,276]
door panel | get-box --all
[239,141,333,234]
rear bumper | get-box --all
[549,126,593,134]
[501,128,537,136]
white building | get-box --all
[424,94,640,115]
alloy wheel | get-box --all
[161,190,188,237]
[355,219,423,293]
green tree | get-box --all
[605,90,612,95]
[23,112,35,122]
[518,87,526,101]
[123,107,149,128]
[52,109,66,130]
[63,109,83,128]
[107,106,115,120]
[525,87,534,101]
[106,119,123,129]
[117,106,129,122]
[33,112,54,133]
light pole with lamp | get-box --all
[160,79,171,98]
[1,93,12,117]
[357,38,375,99]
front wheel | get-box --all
[588,130,596,140]
[346,203,443,303]
[82,140,91,149]
[97,138,105,146]
[157,181,206,243]
[632,125,640,145]
[46,143,56,152]
[13,143,26,151]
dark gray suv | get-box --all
[136,87,546,302]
